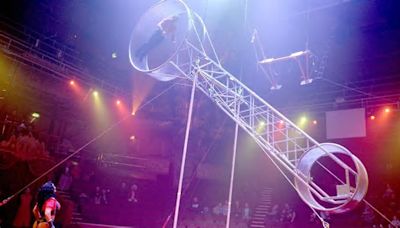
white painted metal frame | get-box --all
[129,0,368,214]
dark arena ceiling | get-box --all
[1,0,400,115]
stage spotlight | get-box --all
[69,80,75,85]
[298,116,308,128]
[31,112,40,123]
[112,52,117,59]
[384,107,391,113]
[279,120,284,124]
[313,120,317,125]
[370,115,376,120]
[256,120,267,133]
[116,100,121,105]
[130,135,136,141]
[93,90,99,97]
[131,111,136,116]
[32,112,40,118]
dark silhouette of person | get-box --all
[135,15,178,61]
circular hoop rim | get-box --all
[128,0,192,73]
[294,143,368,213]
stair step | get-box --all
[252,217,265,221]
[251,221,265,224]
[255,210,268,214]
[249,224,265,228]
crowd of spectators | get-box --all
[169,179,260,228]
[260,182,400,228]
[53,161,149,225]
[0,109,50,161]
[179,196,251,227]
[264,203,296,227]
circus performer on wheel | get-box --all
[32,181,60,228]
[135,15,179,61]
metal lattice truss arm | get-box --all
[128,0,368,213]
[165,15,367,213]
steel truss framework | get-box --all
[0,28,128,99]
[129,0,368,214]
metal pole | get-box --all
[226,122,239,228]
[226,98,240,228]
[172,73,197,228]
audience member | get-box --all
[94,186,101,205]
[280,203,296,224]
[101,188,110,205]
[383,184,395,200]
[242,202,251,221]
[362,205,375,226]
[233,200,241,218]
[58,167,73,191]
[265,204,279,225]
[201,206,210,215]
[222,201,229,216]
[190,196,200,213]
[12,188,32,228]
[390,216,400,228]
[128,184,138,203]
[117,182,129,201]
[213,202,223,216]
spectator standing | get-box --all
[213,202,223,216]
[94,186,101,205]
[265,204,279,225]
[58,167,73,191]
[361,205,375,226]
[191,196,200,213]
[128,184,138,203]
[12,188,32,227]
[280,203,296,224]
[233,200,241,218]
[243,202,251,221]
